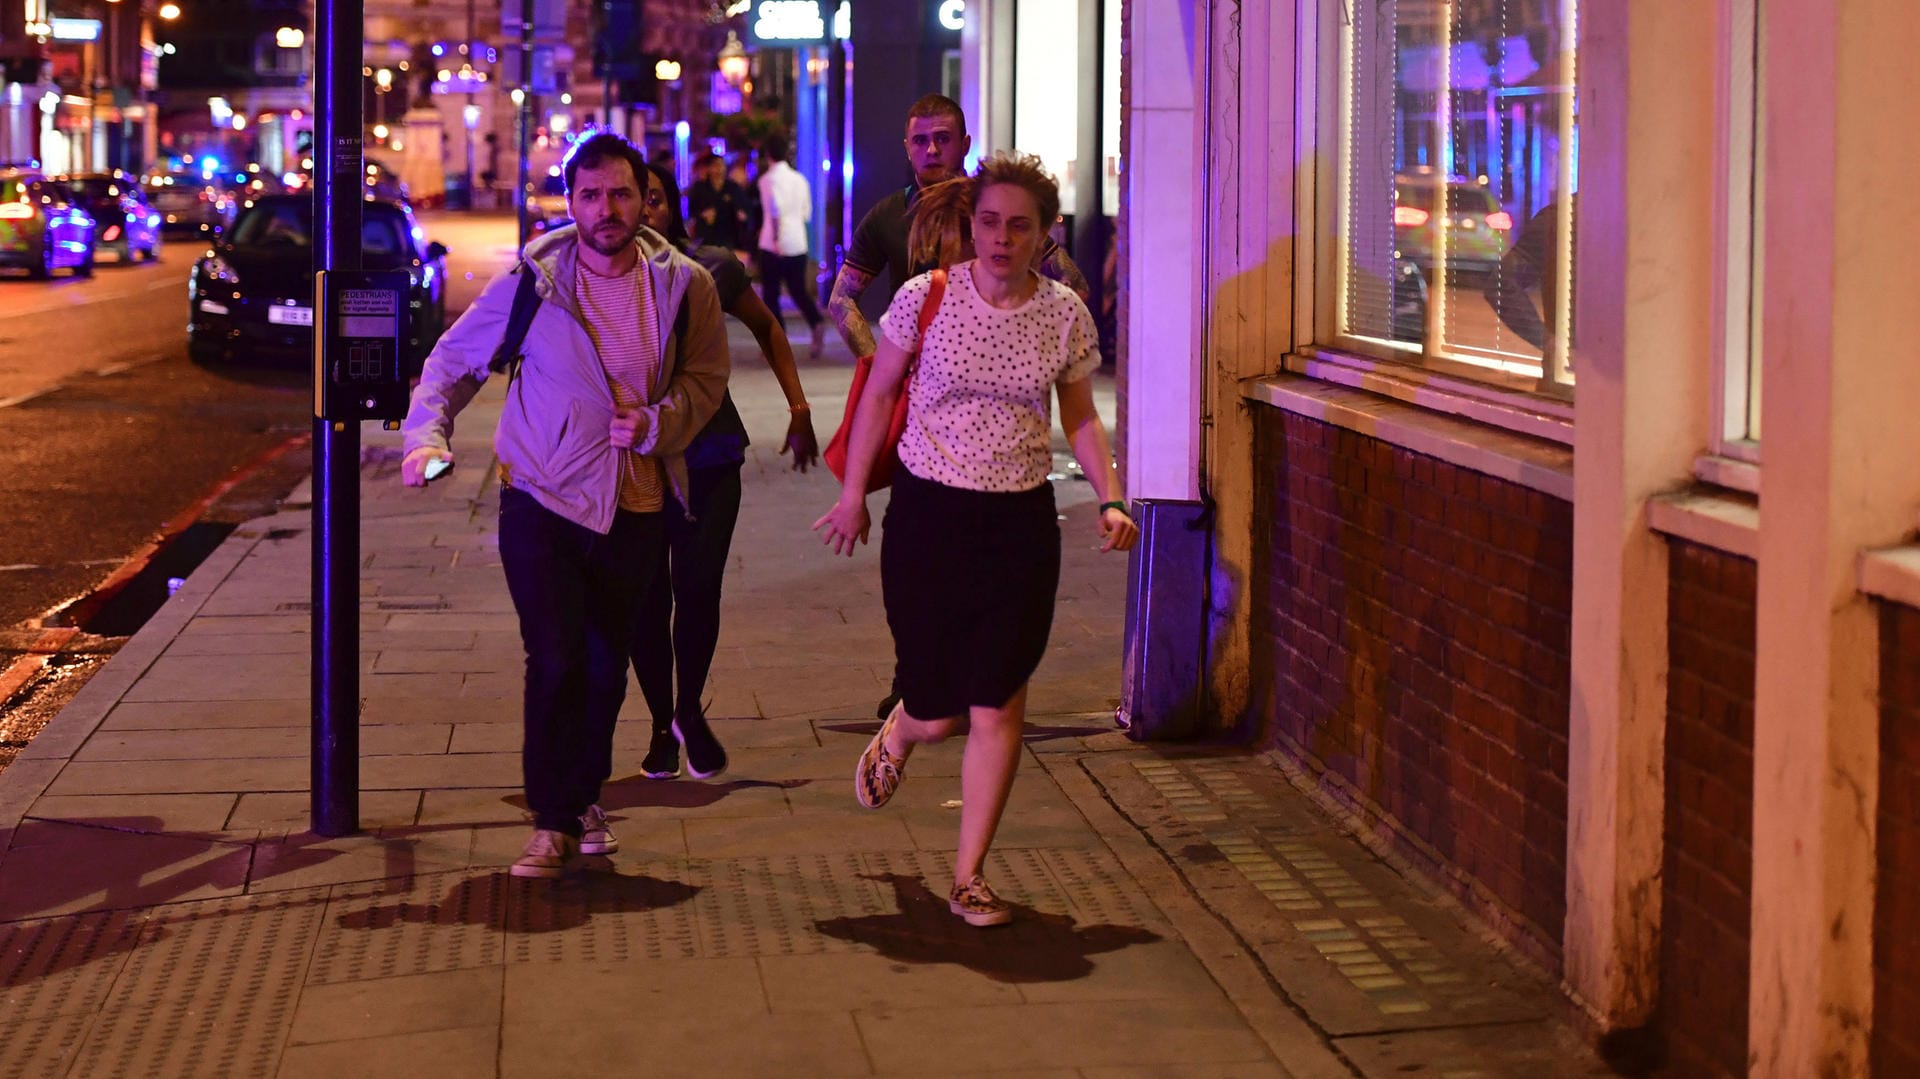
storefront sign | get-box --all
[50,18,100,42]
[747,0,848,45]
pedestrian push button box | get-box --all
[315,269,411,423]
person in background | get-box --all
[813,152,1137,928]
[628,161,819,781]
[399,132,729,879]
[686,152,747,254]
[755,134,829,359]
[827,94,1088,360]
[729,155,761,261]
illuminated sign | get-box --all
[50,18,101,41]
[747,0,848,44]
[939,0,963,32]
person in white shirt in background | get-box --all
[755,134,828,359]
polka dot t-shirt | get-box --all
[879,261,1100,493]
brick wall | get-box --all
[1658,542,1756,1078]
[1875,602,1920,1076]
[1250,407,1573,962]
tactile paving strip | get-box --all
[70,888,329,1079]
[1130,760,1228,823]
[0,1011,87,1079]
[310,871,504,984]
[1288,913,1492,1017]
[692,854,891,958]
[508,866,701,964]
[0,908,144,1023]
[1113,757,1543,1034]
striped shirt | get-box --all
[576,257,664,512]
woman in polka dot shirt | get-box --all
[814,151,1138,928]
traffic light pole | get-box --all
[312,0,365,836]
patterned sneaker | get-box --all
[510,829,579,879]
[641,728,681,780]
[672,710,728,780]
[578,804,618,855]
[854,704,906,809]
[949,875,1013,927]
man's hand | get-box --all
[1098,506,1139,553]
[782,411,820,472]
[401,447,452,488]
[699,208,717,224]
[609,409,644,451]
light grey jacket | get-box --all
[401,224,730,533]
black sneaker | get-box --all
[641,728,681,780]
[875,692,901,722]
[672,710,728,780]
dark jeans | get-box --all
[498,487,663,836]
[756,249,823,327]
[632,463,744,732]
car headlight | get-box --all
[201,253,240,284]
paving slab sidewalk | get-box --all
[0,318,1609,1078]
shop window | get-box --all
[1332,0,1580,394]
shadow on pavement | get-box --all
[813,872,1161,984]
[334,868,702,935]
[502,776,809,815]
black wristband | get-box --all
[1098,500,1130,517]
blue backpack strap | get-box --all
[486,266,544,380]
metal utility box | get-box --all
[315,269,410,422]
[1118,498,1210,740]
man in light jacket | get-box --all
[400,132,729,879]
[754,134,827,358]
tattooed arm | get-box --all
[1040,244,1092,303]
[828,262,879,357]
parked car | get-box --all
[60,171,161,262]
[148,172,238,238]
[0,168,96,278]
[1393,171,1514,276]
[188,195,448,374]
[527,171,571,234]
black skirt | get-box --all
[880,468,1061,718]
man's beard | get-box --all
[581,218,639,256]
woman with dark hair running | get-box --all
[814,152,1137,927]
[630,161,819,780]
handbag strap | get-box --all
[905,268,947,381]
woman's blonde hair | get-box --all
[905,152,1062,271]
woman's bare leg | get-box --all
[954,684,1028,886]
[887,706,961,759]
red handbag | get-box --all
[824,269,947,493]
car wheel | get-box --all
[187,336,224,365]
[76,246,95,278]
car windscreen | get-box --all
[229,203,412,264]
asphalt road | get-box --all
[0,211,520,770]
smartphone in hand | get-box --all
[424,457,454,482]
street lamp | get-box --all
[717,31,749,87]
[276,27,304,49]
[158,3,181,20]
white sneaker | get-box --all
[510,828,579,879]
[578,804,619,855]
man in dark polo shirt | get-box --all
[827,93,1088,357]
